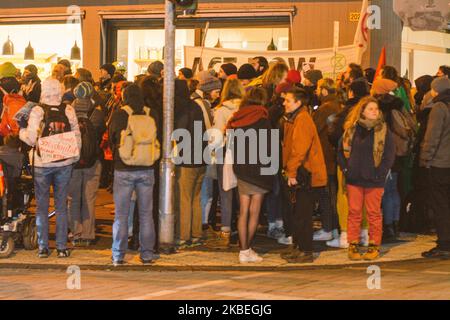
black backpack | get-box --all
[76,116,99,169]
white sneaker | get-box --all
[267,227,285,240]
[313,229,333,241]
[360,229,369,247]
[239,249,263,263]
[326,231,349,248]
[277,235,293,245]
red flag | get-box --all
[374,46,386,80]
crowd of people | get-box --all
[0,56,448,265]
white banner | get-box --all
[184,45,359,79]
[38,131,79,164]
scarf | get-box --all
[226,105,268,129]
[342,117,387,167]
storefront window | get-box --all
[117,29,195,80]
[205,28,289,51]
[0,23,83,79]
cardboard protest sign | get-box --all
[38,131,79,164]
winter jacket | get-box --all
[19,103,81,168]
[420,89,450,168]
[228,105,275,191]
[312,94,342,175]
[337,124,396,188]
[328,97,361,149]
[283,106,327,187]
[213,99,240,133]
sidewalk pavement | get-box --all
[0,190,438,271]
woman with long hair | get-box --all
[338,96,396,260]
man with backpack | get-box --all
[109,84,160,266]
[0,77,27,137]
[420,77,450,259]
[67,82,106,247]
[19,78,81,258]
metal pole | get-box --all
[159,0,176,254]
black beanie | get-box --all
[237,63,257,80]
[101,63,116,78]
[220,63,237,76]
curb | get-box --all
[0,257,436,272]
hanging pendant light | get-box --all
[70,41,81,60]
[214,38,222,48]
[24,41,35,60]
[267,38,277,51]
[2,36,14,55]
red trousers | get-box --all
[347,185,384,246]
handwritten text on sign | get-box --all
[38,131,79,164]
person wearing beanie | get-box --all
[286,70,301,85]
[370,78,398,96]
[147,61,164,80]
[99,63,116,92]
[68,81,106,247]
[420,76,450,259]
[237,63,257,86]
[0,62,17,80]
[178,67,193,80]
[19,77,81,258]
[194,70,222,109]
[303,69,323,109]
[218,63,238,80]
[58,59,72,76]
[21,64,42,103]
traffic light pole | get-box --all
[159,0,176,254]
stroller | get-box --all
[0,159,37,258]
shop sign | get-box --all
[38,131,80,164]
[184,44,358,79]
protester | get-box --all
[251,56,269,77]
[227,87,274,263]
[312,78,341,241]
[52,64,65,83]
[19,78,81,258]
[62,75,80,105]
[109,84,159,265]
[208,78,244,248]
[58,59,72,76]
[280,87,327,263]
[99,63,116,92]
[436,65,449,78]
[173,79,208,247]
[237,63,259,89]
[338,96,395,260]
[67,81,106,247]
[178,67,193,81]
[148,61,164,81]
[261,62,289,105]
[218,63,238,81]
[303,69,322,109]
[420,77,450,259]
[21,64,41,103]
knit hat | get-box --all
[179,67,193,79]
[220,63,238,76]
[40,78,64,106]
[371,78,398,95]
[74,81,94,99]
[275,81,293,95]
[237,63,257,80]
[147,61,164,78]
[196,71,222,93]
[286,70,301,84]
[24,64,38,76]
[349,79,370,98]
[100,63,116,78]
[0,62,17,79]
[304,69,323,86]
[431,76,450,94]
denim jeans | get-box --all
[217,163,233,231]
[34,165,73,250]
[265,175,282,224]
[201,176,214,225]
[382,171,401,225]
[112,169,156,261]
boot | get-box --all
[207,231,230,248]
[382,224,395,243]
[348,242,363,260]
[280,245,298,260]
[286,250,314,264]
[363,244,380,260]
